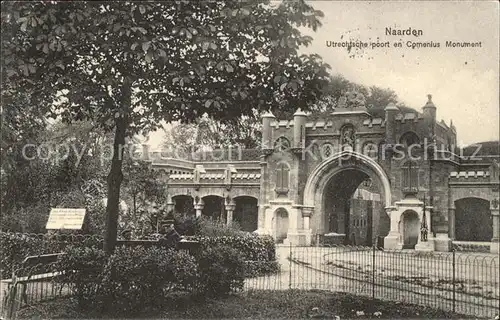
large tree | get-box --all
[2,1,330,252]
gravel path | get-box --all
[244,246,500,319]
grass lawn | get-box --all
[16,290,480,319]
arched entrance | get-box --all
[322,169,382,245]
[454,198,492,241]
[399,210,419,249]
[202,195,226,222]
[303,151,392,245]
[233,196,258,232]
[172,195,195,217]
[274,208,289,243]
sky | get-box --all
[146,1,499,148]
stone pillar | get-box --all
[194,198,204,218]
[225,200,236,226]
[285,207,312,246]
[261,112,276,150]
[257,205,264,229]
[384,207,402,250]
[448,207,456,240]
[166,195,175,213]
[256,155,268,234]
[302,207,314,245]
[491,207,499,254]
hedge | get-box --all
[0,232,101,279]
[189,234,279,277]
[55,244,244,314]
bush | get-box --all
[101,247,199,313]
[179,215,246,238]
[0,232,41,278]
[196,244,246,296]
[190,234,278,277]
[245,260,281,278]
[54,245,107,309]
[0,232,104,279]
[55,245,199,314]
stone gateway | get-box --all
[151,94,499,254]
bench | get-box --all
[2,253,65,312]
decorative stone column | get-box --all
[491,200,499,254]
[194,197,204,218]
[225,199,236,226]
[302,207,313,230]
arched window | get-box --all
[274,136,291,152]
[275,162,290,195]
[399,131,420,147]
[402,161,419,194]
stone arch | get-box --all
[233,195,258,232]
[304,151,392,240]
[451,187,493,204]
[303,150,392,209]
[201,195,226,221]
[172,195,194,217]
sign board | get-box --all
[46,208,86,230]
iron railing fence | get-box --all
[243,244,500,319]
[1,233,499,319]
[1,259,75,320]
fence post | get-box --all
[452,248,456,313]
[5,279,19,320]
[372,244,376,299]
[289,242,292,290]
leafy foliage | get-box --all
[194,234,276,263]
[54,245,107,309]
[2,0,330,251]
[190,216,247,238]
[99,247,199,313]
[161,74,417,149]
[196,244,246,296]
[120,157,167,232]
[0,232,102,278]
[0,120,112,233]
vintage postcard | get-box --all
[1,1,499,319]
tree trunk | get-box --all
[103,78,131,254]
